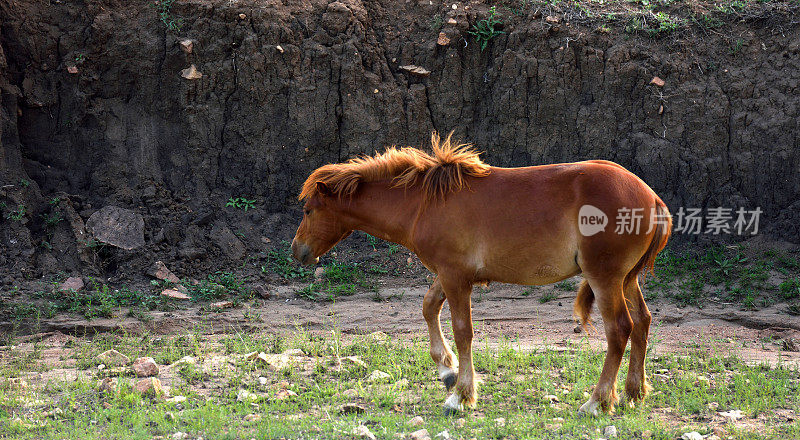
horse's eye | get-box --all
[304,209,311,216]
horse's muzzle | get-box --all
[291,238,319,266]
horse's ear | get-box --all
[316,181,333,197]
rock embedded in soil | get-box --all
[603,425,617,438]
[149,261,180,284]
[342,355,367,369]
[210,300,234,309]
[85,206,145,250]
[437,32,450,46]
[409,428,431,440]
[134,377,163,396]
[649,76,666,87]
[681,432,703,440]
[406,416,424,427]
[96,349,130,367]
[253,285,271,299]
[133,357,159,377]
[243,413,261,422]
[179,39,193,54]
[59,276,84,292]
[366,370,392,382]
[352,425,376,440]
[180,64,203,80]
[161,288,190,300]
[399,65,431,77]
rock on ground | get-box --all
[97,349,130,367]
[133,357,159,377]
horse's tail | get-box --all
[624,198,672,287]
[573,280,595,330]
[573,198,671,330]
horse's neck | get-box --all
[342,182,420,247]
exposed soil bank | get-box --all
[1,0,799,281]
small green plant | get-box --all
[226,197,256,212]
[264,241,313,279]
[468,6,505,51]
[554,280,576,291]
[429,14,444,31]
[539,290,558,303]
[730,38,744,55]
[153,0,183,31]
[6,204,26,221]
[779,279,800,299]
[41,211,63,227]
[49,196,61,205]
[19,179,30,188]
[74,53,86,62]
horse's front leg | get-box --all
[423,277,458,390]
[439,277,476,415]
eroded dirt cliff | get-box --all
[1,0,799,281]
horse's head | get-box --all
[291,182,353,265]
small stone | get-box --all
[454,418,466,428]
[604,425,618,438]
[493,418,505,427]
[134,378,163,396]
[447,17,457,25]
[342,356,367,368]
[238,13,246,19]
[172,432,188,440]
[276,45,284,53]
[243,413,261,422]
[97,349,130,367]
[573,325,582,333]
[340,403,366,414]
[237,389,256,402]
[410,428,431,440]
[437,32,450,46]
[98,377,116,394]
[211,301,233,309]
[67,65,78,74]
[133,357,159,377]
[720,409,744,421]
[149,261,180,283]
[545,15,560,24]
[161,288,190,300]
[681,432,703,440]
[435,430,450,439]
[166,395,186,404]
[97,364,106,371]
[543,394,559,403]
[366,370,392,382]
[373,88,379,94]
[258,376,268,386]
[314,267,325,281]
[180,64,203,80]
[283,348,305,356]
[179,39,193,54]
[399,65,431,77]
[59,276,84,292]
[407,416,425,427]
[253,285,271,299]
[275,389,297,399]
[353,425,376,440]
[650,76,666,87]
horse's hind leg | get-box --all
[439,276,477,415]
[623,278,652,403]
[579,276,632,415]
[423,277,457,390]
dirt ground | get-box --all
[12,277,799,369]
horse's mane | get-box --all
[299,132,491,201]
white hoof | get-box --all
[578,397,600,416]
[443,393,462,415]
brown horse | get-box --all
[292,133,671,415]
